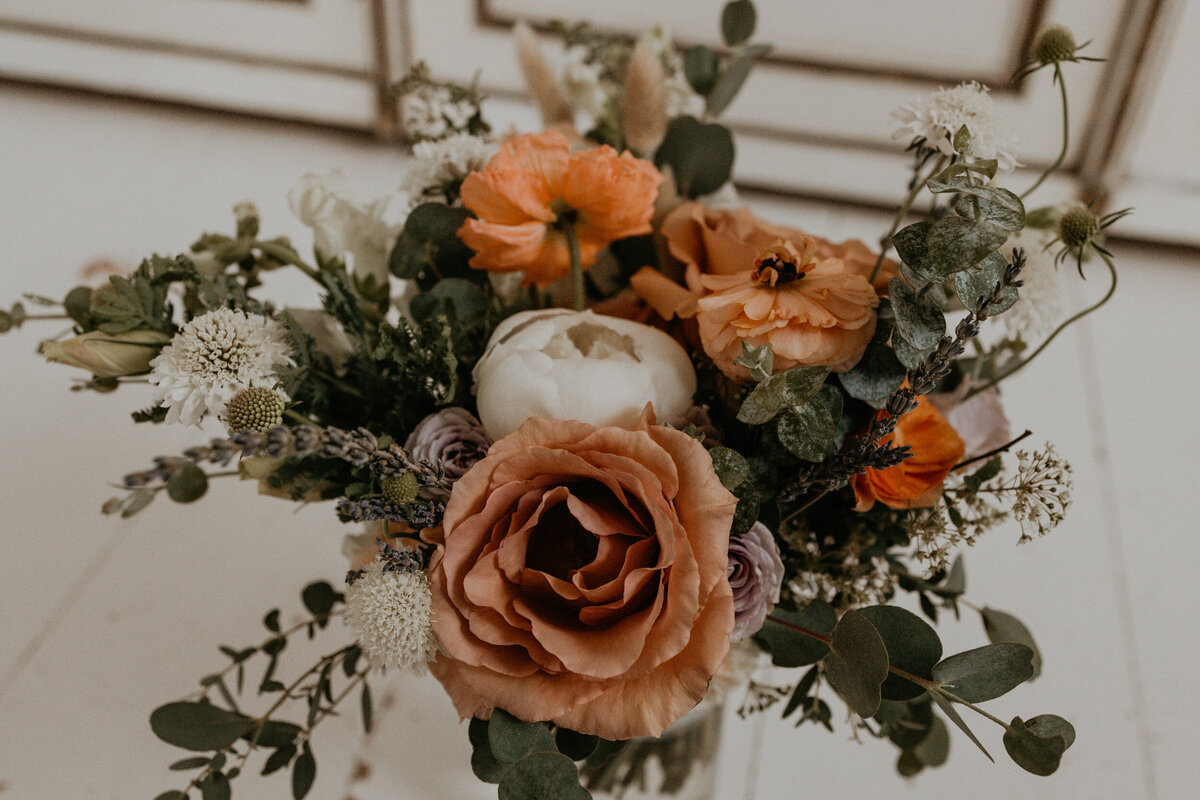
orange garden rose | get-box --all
[850,396,965,511]
[457,131,663,287]
[428,412,737,740]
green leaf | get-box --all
[891,330,933,370]
[912,716,951,767]
[291,743,316,800]
[301,581,338,618]
[169,757,212,771]
[709,447,750,489]
[360,681,373,734]
[721,0,757,45]
[928,690,993,762]
[739,365,831,424]
[955,251,1018,314]
[755,601,836,667]
[950,185,1025,231]
[389,203,475,284]
[1025,205,1060,229]
[410,278,489,328]
[198,772,231,800]
[776,401,836,462]
[469,717,507,783]
[781,665,819,719]
[150,702,256,752]
[822,609,889,718]
[682,46,720,96]
[932,159,998,184]
[932,642,1036,702]
[876,697,933,749]
[249,719,300,749]
[554,728,599,761]
[497,751,591,800]
[981,607,1042,679]
[897,749,924,776]
[927,217,1008,276]
[654,116,735,198]
[892,221,940,285]
[857,605,943,701]
[261,744,296,776]
[837,319,906,408]
[1003,715,1073,776]
[166,464,208,504]
[706,45,771,117]
[890,278,946,350]
[154,793,189,800]
[64,286,94,327]
[488,709,557,763]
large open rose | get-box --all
[428,412,737,739]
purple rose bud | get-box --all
[405,407,492,482]
[727,522,785,642]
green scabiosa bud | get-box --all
[381,472,420,506]
[1033,25,1078,65]
[224,387,285,433]
[1057,205,1101,250]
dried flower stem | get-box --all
[954,429,1032,470]
[1022,65,1068,199]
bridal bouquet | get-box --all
[3,3,1125,798]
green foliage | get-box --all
[291,742,316,799]
[683,45,720,95]
[390,202,477,288]
[467,710,592,797]
[709,446,750,490]
[721,0,757,45]
[776,399,836,462]
[756,600,836,667]
[892,221,940,285]
[981,607,1042,678]
[822,609,890,718]
[1003,715,1074,775]
[932,643,1036,702]
[955,252,1018,314]
[890,278,946,350]
[857,605,943,701]
[497,751,591,800]
[167,464,209,504]
[150,702,257,752]
[737,365,830,424]
[90,255,183,334]
[654,116,735,198]
[837,318,906,408]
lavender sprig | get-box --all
[781,251,1026,501]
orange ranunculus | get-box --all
[659,202,897,295]
[428,411,736,740]
[849,396,965,511]
[457,131,663,287]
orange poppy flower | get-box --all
[457,131,663,287]
[850,396,965,511]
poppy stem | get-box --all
[565,221,584,311]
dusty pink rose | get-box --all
[428,412,737,739]
[405,407,492,482]
[727,522,785,642]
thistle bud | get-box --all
[1033,25,1078,65]
[224,387,285,433]
[381,472,420,506]
[1057,205,1101,250]
[40,329,169,377]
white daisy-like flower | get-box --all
[1001,228,1064,340]
[399,133,498,204]
[400,85,475,142]
[149,308,293,426]
[344,556,439,672]
[288,172,400,285]
[891,81,1020,171]
[562,45,612,118]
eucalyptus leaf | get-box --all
[301,581,338,619]
[932,642,1035,702]
[654,116,734,198]
[706,46,769,118]
[150,702,256,752]
[249,719,301,748]
[932,159,998,183]
[755,600,836,667]
[261,744,296,776]
[469,717,507,783]
[838,320,906,408]
[776,400,836,462]
[981,607,1042,679]
[154,792,189,800]
[169,757,211,771]
[912,716,951,766]
[682,45,720,95]
[889,279,946,350]
[721,0,757,45]
[1003,715,1073,776]
[167,464,209,504]
[927,217,1008,276]
[554,728,599,761]
[389,202,475,284]
[951,185,1025,231]
[497,751,590,800]
[877,697,933,750]
[928,690,993,762]
[291,744,316,800]
[709,447,750,489]
[822,609,889,718]
[781,665,819,720]
[955,251,1018,313]
[198,772,231,800]
[857,605,943,701]
[892,221,940,285]
[891,330,933,370]
[739,365,831,424]
[410,278,489,327]
[488,709,557,763]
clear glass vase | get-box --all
[579,698,725,800]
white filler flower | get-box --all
[149,308,293,426]
[891,81,1020,171]
[344,557,439,672]
[473,309,697,440]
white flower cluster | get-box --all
[400,85,476,142]
[891,81,1020,172]
[1012,444,1073,543]
[288,171,399,285]
[399,133,498,206]
[344,555,439,672]
[1001,228,1065,341]
[149,308,293,426]
[790,555,896,609]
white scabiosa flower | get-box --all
[149,308,293,426]
[344,554,439,672]
[400,133,498,204]
[1001,228,1063,340]
[891,81,1020,171]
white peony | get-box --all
[472,309,697,439]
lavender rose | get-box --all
[727,522,785,642]
[404,407,492,482]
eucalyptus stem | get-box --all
[963,254,1116,399]
[1021,65,1068,199]
[870,154,948,283]
[565,221,584,312]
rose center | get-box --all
[525,502,599,580]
